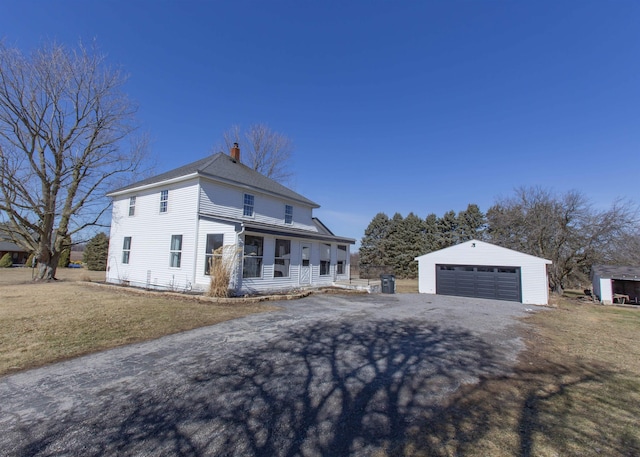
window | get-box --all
[170,235,182,268]
[122,237,132,264]
[337,245,347,275]
[243,235,263,278]
[243,194,254,217]
[128,196,136,216]
[204,234,224,275]
[160,190,168,213]
[320,243,331,276]
[274,239,291,278]
[284,205,293,224]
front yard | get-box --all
[0,267,278,375]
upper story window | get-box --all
[320,243,331,276]
[337,245,347,275]
[160,190,169,213]
[128,197,136,216]
[243,194,254,217]
[122,237,132,264]
[243,235,263,278]
[284,205,293,225]
[274,239,291,278]
[170,234,182,268]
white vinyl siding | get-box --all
[106,179,199,291]
[199,180,317,231]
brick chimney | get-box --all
[231,142,240,161]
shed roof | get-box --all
[0,241,26,252]
[591,265,640,281]
[107,152,319,208]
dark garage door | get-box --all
[436,264,522,302]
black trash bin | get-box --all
[380,274,395,294]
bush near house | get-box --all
[0,253,12,268]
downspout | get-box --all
[235,223,245,294]
[193,177,202,291]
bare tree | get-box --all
[486,186,638,294]
[218,123,293,183]
[0,41,146,280]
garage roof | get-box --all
[415,239,552,265]
[591,265,640,281]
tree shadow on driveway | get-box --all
[12,318,515,457]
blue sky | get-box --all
[2,0,639,246]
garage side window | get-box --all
[320,243,331,276]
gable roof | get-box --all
[415,239,552,264]
[591,264,640,281]
[107,152,319,208]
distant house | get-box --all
[0,225,29,265]
[105,145,354,294]
[591,265,640,305]
[415,239,552,305]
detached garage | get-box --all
[415,239,552,305]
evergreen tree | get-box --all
[83,232,109,271]
[457,203,486,242]
[0,253,12,268]
[437,210,458,249]
[382,213,405,275]
[398,212,427,278]
[424,213,439,253]
[359,212,390,274]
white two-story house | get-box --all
[106,145,354,294]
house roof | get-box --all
[414,239,552,264]
[0,241,27,252]
[591,264,640,281]
[108,152,319,208]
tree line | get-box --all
[359,187,639,294]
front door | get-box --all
[300,243,311,285]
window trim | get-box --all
[204,233,224,275]
[284,204,293,225]
[320,243,331,276]
[128,196,136,217]
[243,193,255,218]
[274,238,291,278]
[169,234,182,268]
[122,236,132,264]
[243,234,263,278]
[336,244,347,275]
[160,190,169,213]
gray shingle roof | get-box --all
[592,264,640,281]
[108,152,319,208]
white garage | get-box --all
[415,239,552,305]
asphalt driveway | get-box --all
[0,293,539,456]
